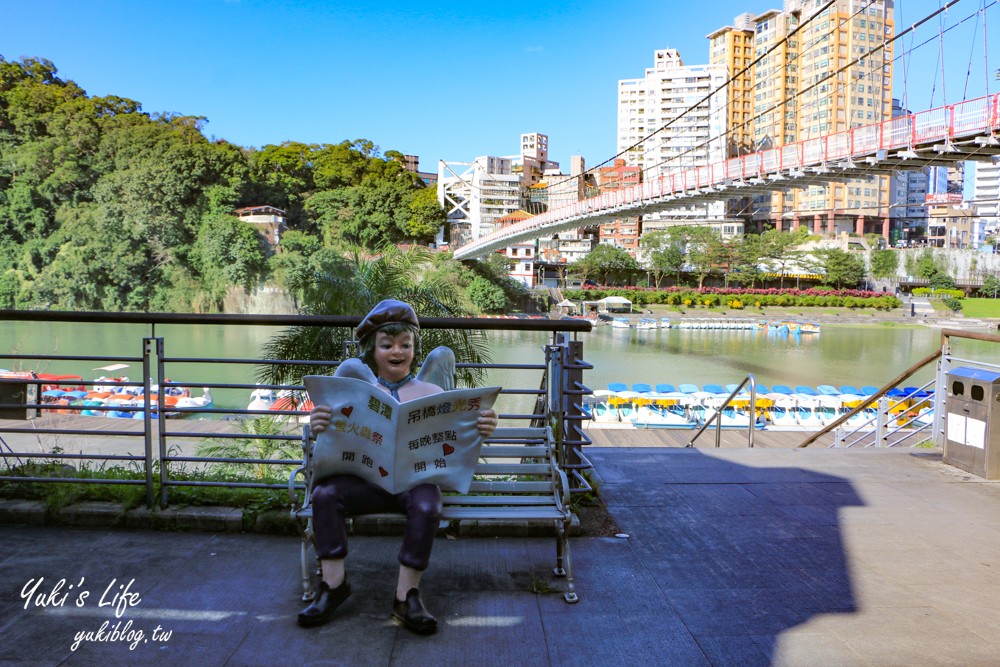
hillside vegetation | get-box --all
[0,56,475,313]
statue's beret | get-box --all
[355,299,420,341]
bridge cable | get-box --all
[536,0,841,197]
[899,0,912,113]
[637,0,962,190]
[625,0,984,230]
[961,1,980,99]
[982,0,993,103]
[469,2,995,254]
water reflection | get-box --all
[0,321,992,415]
[486,325,949,395]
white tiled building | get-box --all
[970,161,1000,245]
[617,48,731,233]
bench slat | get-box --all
[474,463,552,475]
[486,428,548,441]
[442,507,565,520]
[466,481,553,493]
[478,445,549,458]
[443,496,558,506]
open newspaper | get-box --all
[303,376,501,494]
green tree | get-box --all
[980,274,1000,298]
[869,248,898,279]
[928,271,956,290]
[914,250,939,279]
[467,275,506,312]
[573,244,641,286]
[405,187,446,240]
[259,244,490,388]
[812,248,866,289]
[463,252,526,310]
[306,176,423,249]
[0,270,21,309]
[247,141,316,222]
[757,228,808,287]
[191,213,267,308]
[640,230,685,287]
[672,226,725,288]
[727,234,765,287]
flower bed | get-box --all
[564,287,901,310]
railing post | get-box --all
[545,341,564,447]
[876,395,889,447]
[154,337,169,509]
[714,409,722,448]
[559,334,584,472]
[143,337,156,509]
[933,334,952,449]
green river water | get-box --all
[0,320,993,415]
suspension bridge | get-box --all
[453,94,1000,260]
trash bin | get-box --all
[944,367,1000,479]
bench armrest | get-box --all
[289,425,315,513]
[288,465,308,510]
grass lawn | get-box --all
[960,298,1000,318]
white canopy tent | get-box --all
[596,296,632,313]
[555,298,578,314]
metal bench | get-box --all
[289,425,578,603]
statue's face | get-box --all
[372,330,415,382]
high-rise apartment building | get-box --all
[970,161,1000,244]
[708,0,895,237]
[707,13,756,157]
[617,48,732,235]
[889,99,929,243]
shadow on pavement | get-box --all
[590,447,863,665]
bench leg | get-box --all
[300,520,317,601]
[553,520,578,604]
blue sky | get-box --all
[1,1,993,172]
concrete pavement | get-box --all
[2,446,1000,666]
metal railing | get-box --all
[0,310,593,508]
[799,329,1000,448]
[686,374,761,448]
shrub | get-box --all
[915,287,964,299]
[943,296,963,312]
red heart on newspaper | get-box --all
[379,467,389,477]
[340,406,353,417]
[442,443,455,456]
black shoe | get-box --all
[392,588,437,635]
[297,578,351,627]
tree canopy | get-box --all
[0,55,448,313]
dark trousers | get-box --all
[311,474,443,571]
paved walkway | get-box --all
[3,447,1000,666]
[909,297,935,318]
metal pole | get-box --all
[143,338,155,509]
[156,338,169,509]
[933,332,953,448]
[876,396,888,447]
